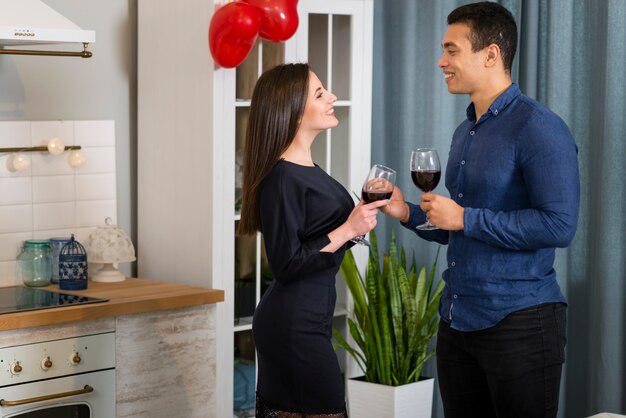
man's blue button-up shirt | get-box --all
[404,83,580,331]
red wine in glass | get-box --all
[351,164,396,245]
[361,190,393,203]
[411,170,441,193]
[410,149,440,230]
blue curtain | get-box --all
[371,1,626,417]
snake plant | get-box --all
[333,229,443,386]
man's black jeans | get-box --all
[436,302,567,418]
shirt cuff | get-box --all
[401,202,427,231]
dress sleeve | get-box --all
[260,168,343,284]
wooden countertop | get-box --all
[0,278,224,332]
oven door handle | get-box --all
[0,385,94,407]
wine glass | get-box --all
[351,164,396,245]
[410,148,441,230]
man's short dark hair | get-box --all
[448,1,518,74]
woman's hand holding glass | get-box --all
[350,164,396,245]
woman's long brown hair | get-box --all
[236,63,310,236]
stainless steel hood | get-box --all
[0,0,95,58]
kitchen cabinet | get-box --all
[0,280,223,418]
[137,0,373,416]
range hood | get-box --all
[0,0,95,58]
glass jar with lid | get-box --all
[17,240,52,287]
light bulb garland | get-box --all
[1,137,86,172]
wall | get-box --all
[0,0,137,275]
[0,120,117,287]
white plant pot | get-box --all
[347,377,434,418]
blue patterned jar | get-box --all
[49,237,72,284]
[59,235,88,290]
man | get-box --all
[382,2,580,418]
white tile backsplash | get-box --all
[76,173,116,201]
[0,205,33,233]
[31,151,75,176]
[72,227,98,247]
[33,202,76,230]
[0,261,20,287]
[33,228,75,240]
[78,147,116,174]
[0,232,32,262]
[32,175,75,203]
[0,120,117,285]
[76,200,117,227]
[0,177,32,205]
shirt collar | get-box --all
[465,83,521,122]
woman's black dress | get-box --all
[253,160,354,416]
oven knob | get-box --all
[41,356,53,370]
[70,352,82,365]
[10,361,22,375]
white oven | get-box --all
[0,332,115,418]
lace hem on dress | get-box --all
[256,393,348,418]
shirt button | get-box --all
[469,130,475,135]
[458,193,463,198]
[461,160,465,165]
[451,262,456,267]
[494,109,499,115]
[453,294,458,299]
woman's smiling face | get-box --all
[299,71,338,134]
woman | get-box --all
[237,63,387,417]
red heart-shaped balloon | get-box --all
[242,0,299,42]
[209,2,261,68]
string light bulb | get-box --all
[67,150,87,168]
[47,137,65,155]
[8,153,31,172]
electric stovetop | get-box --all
[0,286,108,315]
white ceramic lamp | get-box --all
[87,218,136,282]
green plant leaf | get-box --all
[387,258,404,375]
[337,230,443,386]
[340,249,368,327]
[333,327,366,374]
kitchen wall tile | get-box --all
[33,202,76,231]
[32,175,75,203]
[32,227,95,252]
[0,121,30,147]
[0,177,32,205]
[30,121,75,147]
[77,147,116,174]
[31,152,74,176]
[75,120,115,147]
[0,261,20,287]
[0,232,33,262]
[76,173,116,201]
[72,226,97,245]
[76,200,117,227]
[0,205,33,233]
[33,228,75,241]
